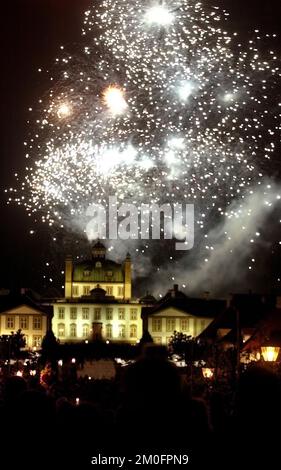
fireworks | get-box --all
[103,86,128,115]
[57,102,72,119]
[7,0,281,284]
[144,5,175,26]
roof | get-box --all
[141,286,226,319]
[73,259,124,283]
[0,291,52,316]
[93,240,106,249]
[139,293,157,304]
[199,293,276,341]
[242,308,281,351]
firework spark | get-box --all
[103,86,128,115]
[8,0,281,284]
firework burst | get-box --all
[8,1,281,249]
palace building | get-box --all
[0,291,49,349]
[52,241,225,345]
[64,241,132,300]
[142,285,226,345]
[52,241,143,343]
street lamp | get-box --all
[202,367,215,379]
[261,346,280,363]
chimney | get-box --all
[171,284,179,298]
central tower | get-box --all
[64,241,132,300]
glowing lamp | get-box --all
[261,346,280,362]
[202,367,214,379]
[71,358,76,364]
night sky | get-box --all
[0,1,280,294]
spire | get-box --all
[92,240,106,259]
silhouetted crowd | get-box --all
[0,344,280,469]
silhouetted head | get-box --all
[123,344,181,404]
[3,376,27,403]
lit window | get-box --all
[152,318,162,332]
[118,324,126,339]
[58,307,65,319]
[70,307,77,319]
[130,308,138,320]
[58,323,65,337]
[118,308,125,320]
[72,286,79,296]
[70,323,77,338]
[181,319,189,331]
[106,286,113,296]
[33,317,42,330]
[118,286,124,296]
[83,286,90,295]
[84,270,91,277]
[82,324,89,338]
[106,308,113,320]
[106,324,112,339]
[20,316,28,330]
[166,319,176,332]
[95,261,102,268]
[82,308,89,320]
[107,271,113,277]
[6,316,15,329]
[130,324,137,338]
[33,335,42,347]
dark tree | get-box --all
[10,330,26,358]
[41,330,59,366]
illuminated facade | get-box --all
[53,242,140,343]
[0,301,48,349]
[65,241,131,300]
[52,295,142,344]
[142,285,225,345]
[53,243,225,344]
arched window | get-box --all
[82,324,89,338]
[58,323,65,338]
[106,324,112,339]
[70,323,77,338]
[118,324,126,339]
[130,324,137,338]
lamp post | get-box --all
[261,346,280,363]
[202,367,215,380]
